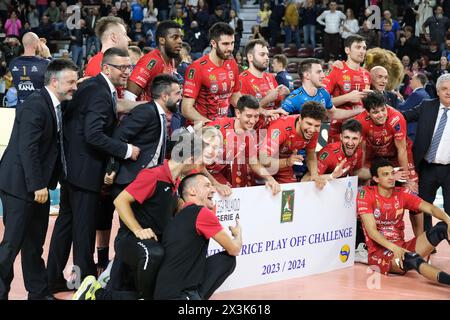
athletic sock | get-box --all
[437,271,450,285]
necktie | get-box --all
[425,108,448,163]
[159,113,167,164]
[112,91,118,118]
[56,104,67,177]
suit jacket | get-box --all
[383,90,401,110]
[398,88,431,142]
[112,101,163,185]
[402,98,440,171]
[0,88,61,201]
[64,74,127,192]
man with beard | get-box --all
[259,101,327,186]
[354,92,418,195]
[47,48,141,292]
[124,21,182,101]
[239,39,290,110]
[302,119,369,181]
[182,22,241,123]
[323,35,371,143]
[0,59,78,300]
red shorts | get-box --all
[368,238,417,275]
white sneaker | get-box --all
[97,259,113,288]
[354,243,368,264]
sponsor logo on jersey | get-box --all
[228,71,234,80]
[358,189,366,199]
[31,66,38,72]
[389,115,400,126]
[373,207,381,218]
[223,123,231,129]
[18,82,35,91]
[210,83,219,93]
[188,68,195,79]
[12,66,19,72]
[209,74,217,81]
[200,60,207,65]
[319,151,329,160]
[343,82,351,92]
[271,129,280,140]
[146,59,157,70]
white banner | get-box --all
[209,176,357,292]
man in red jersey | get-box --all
[355,91,418,193]
[206,95,279,193]
[124,21,183,101]
[259,101,327,186]
[240,39,290,110]
[323,35,371,143]
[84,16,131,78]
[302,119,370,181]
[357,158,450,286]
[182,22,241,123]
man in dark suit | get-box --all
[47,48,141,292]
[0,59,78,300]
[107,74,181,196]
[398,73,431,142]
[402,73,450,235]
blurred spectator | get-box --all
[432,55,450,82]
[268,0,285,47]
[5,11,22,38]
[155,0,170,20]
[128,45,143,66]
[100,0,112,17]
[284,0,300,48]
[229,9,242,54]
[173,6,188,34]
[208,5,225,29]
[396,26,421,61]
[301,0,319,49]
[4,86,18,107]
[37,15,54,42]
[340,8,359,40]
[36,0,49,18]
[61,49,70,59]
[250,24,264,41]
[422,5,450,53]
[70,18,86,69]
[195,0,209,30]
[441,37,450,60]
[131,0,144,23]
[131,21,146,43]
[317,1,345,61]
[358,20,378,49]
[235,50,246,72]
[425,41,441,64]
[272,53,293,90]
[44,1,60,24]
[381,10,400,39]
[400,4,417,35]
[380,19,396,51]
[416,0,435,37]
[257,1,271,41]
[28,5,40,33]
[1,37,22,66]
[118,1,131,24]
[0,0,8,25]
[85,7,100,55]
[142,0,158,46]
[177,42,192,79]
[185,20,208,60]
[20,22,32,38]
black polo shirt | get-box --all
[120,160,180,238]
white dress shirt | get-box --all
[429,104,450,164]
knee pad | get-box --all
[402,252,426,272]
[425,221,449,247]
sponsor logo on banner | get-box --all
[280,190,295,223]
[340,244,350,262]
[344,181,354,208]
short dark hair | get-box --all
[300,101,327,121]
[155,20,182,45]
[404,26,413,34]
[370,158,392,178]
[341,119,362,134]
[273,54,288,68]
[151,74,180,99]
[414,73,427,86]
[44,59,78,85]
[209,22,234,42]
[178,172,209,201]
[298,58,322,80]
[244,39,269,58]
[128,45,142,56]
[95,16,125,39]
[344,34,366,49]
[236,94,260,112]
[102,47,129,65]
[362,91,386,112]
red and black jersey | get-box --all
[183,55,240,120]
[323,62,371,143]
[240,70,281,110]
[123,160,180,237]
[261,115,318,183]
[317,141,363,176]
[128,49,175,100]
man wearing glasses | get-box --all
[47,48,141,292]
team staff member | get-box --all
[9,32,51,104]
[72,130,222,300]
[259,101,327,187]
[154,173,243,300]
[124,21,182,101]
[240,39,290,110]
[357,158,450,286]
[0,60,78,300]
[323,35,371,143]
[47,48,140,291]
